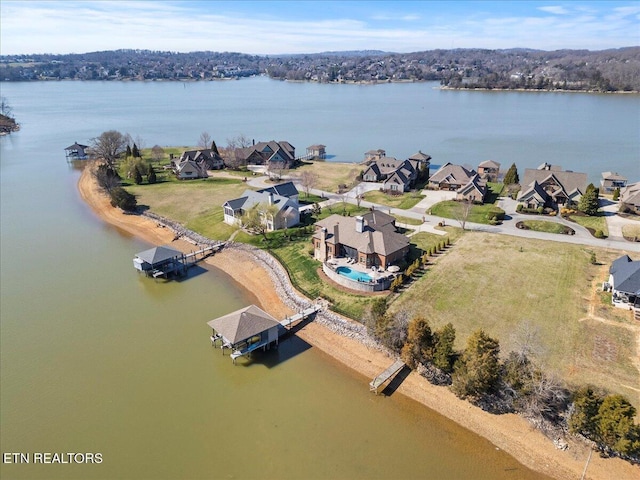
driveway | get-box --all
[410,190,457,214]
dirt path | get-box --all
[78,165,639,480]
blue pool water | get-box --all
[336,266,373,282]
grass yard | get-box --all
[519,220,573,234]
[430,201,505,225]
[291,161,362,193]
[362,190,425,209]
[126,177,248,240]
[569,213,609,236]
[388,232,639,404]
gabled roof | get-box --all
[206,305,280,344]
[478,160,500,169]
[135,246,182,265]
[518,168,587,201]
[408,151,431,162]
[457,173,486,196]
[224,189,295,215]
[65,142,88,150]
[239,141,295,163]
[620,182,640,207]
[363,163,382,178]
[257,181,299,199]
[610,255,640,295]
[428,162,476,185]
[601,171,627,181]
[518,180,548,204]
[314,213,409,257]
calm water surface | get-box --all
[3,78,634,479]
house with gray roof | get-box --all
[608,255,640,312]
[362,155,424,192]
[235,140,296,169]
[428,162,487,202]
[600,172,627,193]
[223,182,300,231]
[65,141,89,160]
[477,160,501,182]
[620,181,640,214]
[517,164,587,209]
[312,210,409,269]
[175,159,208,180]
[178,148,224,170]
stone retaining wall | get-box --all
[322,263,389,292]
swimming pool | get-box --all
[336,266,373,282]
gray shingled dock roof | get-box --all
[206,305,280,344]
[134,246,183,265]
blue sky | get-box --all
[1,1,638,55]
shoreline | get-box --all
[77,165,637,480]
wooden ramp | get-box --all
[279,304,322,331]
[369,359,405,394]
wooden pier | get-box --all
[369,359,406,394]
[134,243,223,279]
[278,304,322,331]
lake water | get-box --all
[2,77,637,479]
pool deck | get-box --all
[326,257,395,282]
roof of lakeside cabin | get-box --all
[206,305,280,344]
[134,246,183,265]
[257,181,299,199]
[610,255,640,295]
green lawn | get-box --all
[362,190,425,209]
[393,215,424,226]
[389,232,638,404]
[520,220,572,234]
[430,201,505,225]
[569,213,609,236]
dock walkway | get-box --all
[279,304,322,330]
[369,359,405,394]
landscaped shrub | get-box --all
[594,229,605,239]
[537,206,544,214]
[516,204,523,213]
[485,207,505,222]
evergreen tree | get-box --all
[132,143,141,158]
[503,163,519,185]
[595,394,640,457]
[109,187,137,211]
[125,144,132,158]
[433,323,456,372]
[451,329,500,398]
[401,316,435,368]
[579,183,600,216]
[612,187,620,201]
[568,386,603,439]
[147,163,157,184]
[133,166,143,185]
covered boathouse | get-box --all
[133,245,186,278]
[207,305,280,363]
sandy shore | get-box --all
[78,165,637,480]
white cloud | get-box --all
[538,6,570,15]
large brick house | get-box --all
[312,210,409,269]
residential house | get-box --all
[477,160,501,182]
[235,140,296,169]
[428,162,487,202]
[306,144,326,160]
[178,148,224,170]
[608,255,640,312]
[620,181,640,214]
[223,182,300,231]
[175,159,207,180]
[362,157,420,192]
[517,164,587,209]
[65,142,89,160]
[363,149,386,163]
[312,210,409,269]
[600,172,628,193]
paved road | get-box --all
[243,173,640,253]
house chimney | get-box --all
[252,139,255,146]
[268,192,274,205]
[355,216,364,233]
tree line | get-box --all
[2,47,638,91]
[365,298,640,462]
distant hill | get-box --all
[1,47,638,91]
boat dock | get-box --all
[207,304,322,364]
[369,359,406,394]
[134,243,223,279]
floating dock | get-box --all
[369,359,406,394]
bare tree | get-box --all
[151,145,165,162]
[134,134,146,153]
[353,184,363,207]
[268,161,288,181]
[0,96,13,117]
[299,170,319,198]
[240,203,279,240]
[222,134,252,169]
[454,198,474,230]
[198,131,212,149]
[510,320,545,363]
[89,130,127,167]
